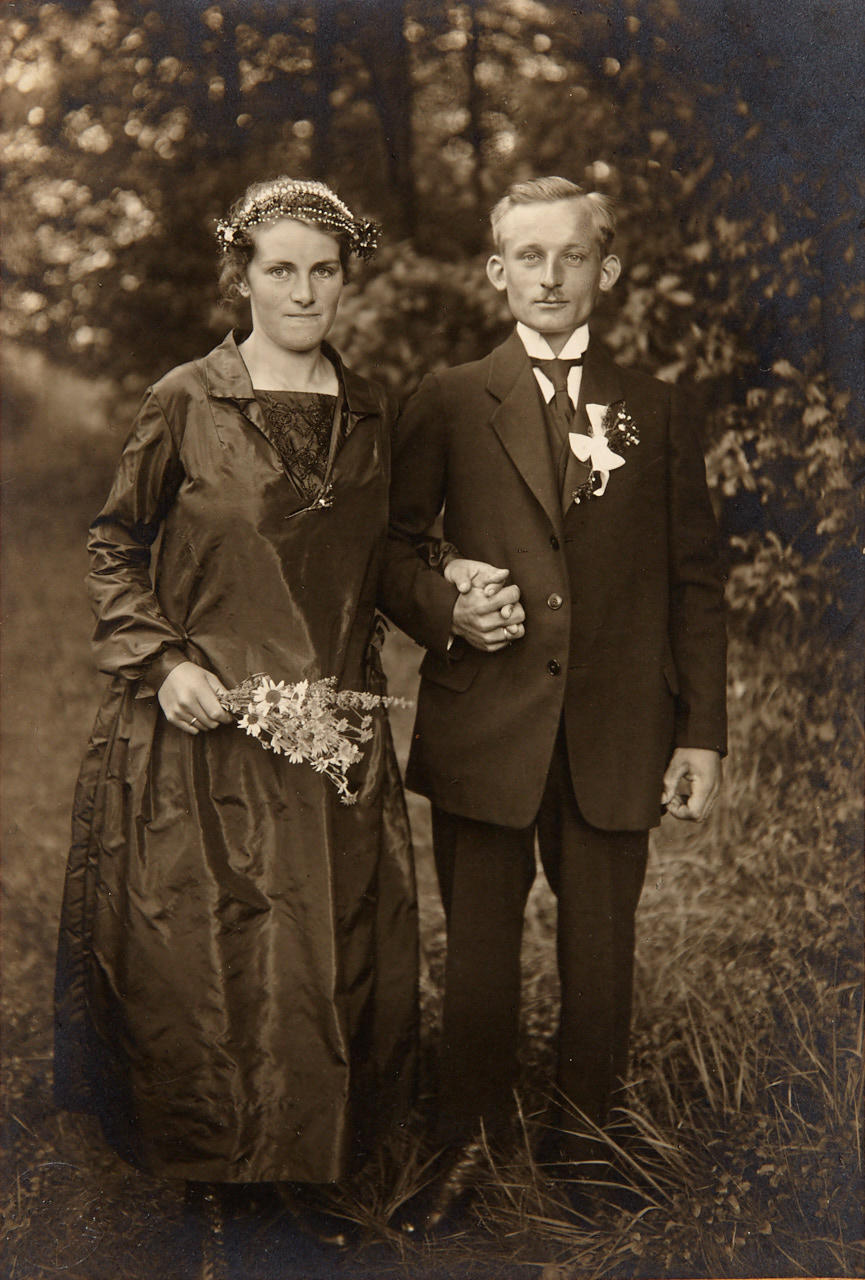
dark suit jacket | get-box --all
[379,331,727,831]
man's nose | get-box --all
[540,254,562,289]
[291,271,315,305]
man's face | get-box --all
[486,198,620,352]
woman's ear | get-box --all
[237,280,250,298]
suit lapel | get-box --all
[576,341,626,421]
[487,333,562,533]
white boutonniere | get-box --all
[568,400,639,504]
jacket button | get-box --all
[550,534,560,550]
[547,592,563,610]
[547,659,561,676]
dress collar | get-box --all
[201,330,379,418]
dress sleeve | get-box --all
[87,386,189,687]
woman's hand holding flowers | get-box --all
[158,661,234,735]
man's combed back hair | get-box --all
[490,177,616,253]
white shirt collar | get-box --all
[516,322,590,361]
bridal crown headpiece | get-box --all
[216,178,379,260]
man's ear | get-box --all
[486,254,507,292]
[599,254,621,293]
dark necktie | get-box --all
[531,356,584,485]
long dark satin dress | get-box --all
[54,333,418,1184]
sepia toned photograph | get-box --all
[1,1,862,1277]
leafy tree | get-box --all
[2,0,862,641]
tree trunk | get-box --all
[311,0,340,179]
[357,0,416,237]
[465,0,485,247]
[212,3,243,153]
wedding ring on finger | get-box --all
[190,716,199,728]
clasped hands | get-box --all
[445,558,526,653]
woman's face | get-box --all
[243,217,344,354]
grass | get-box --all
[1,342,862,1278]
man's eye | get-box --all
[565,254,584,265]
[521,253,539,263]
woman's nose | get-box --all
[291,271,315,305]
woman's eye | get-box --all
[314,265,338,278]
[269,266,289,278]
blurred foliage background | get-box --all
[2,0,863,648]
[1,4,863,1272]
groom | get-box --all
[381,177,726,1188]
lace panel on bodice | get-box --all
[255,391,337,501]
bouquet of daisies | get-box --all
[219,673,409,804]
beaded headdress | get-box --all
[216,178,379,261]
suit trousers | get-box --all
[431,727,648,1145]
